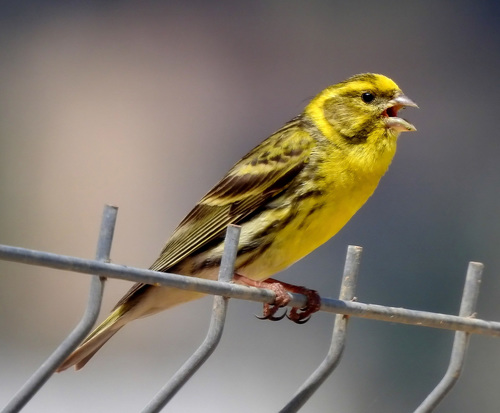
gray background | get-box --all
[1,1,500,412]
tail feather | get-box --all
[56,308,125,372]
[57,284,209,371]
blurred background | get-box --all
[1,1,499,412]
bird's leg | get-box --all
[233,275,321,323]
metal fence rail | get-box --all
[0,205,497,412]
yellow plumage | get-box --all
[57,73,417,371]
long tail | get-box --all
[56,284,206,371]
[56,306,127,372]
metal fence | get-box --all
[1,205,499,413]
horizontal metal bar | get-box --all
[142,225,241,413]
[0,244,497,337]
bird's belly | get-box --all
[239,182,377,280]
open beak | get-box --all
[383,93,418,132]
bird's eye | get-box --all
[361,92,375,103]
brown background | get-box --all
[1,2,499,412]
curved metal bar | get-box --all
[280,245,362,413]
[414,261,484,413]
[2,205,117,413]
[141,225,241,413]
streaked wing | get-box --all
[114,118,314,310]
[150,117,314,272]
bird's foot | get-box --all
[286,286,321,324]
[233,275,321,323]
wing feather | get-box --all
[149,120,313,272]
[114,118,314,310]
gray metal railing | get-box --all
[0,205,497,412]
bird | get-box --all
[57,73,417,371]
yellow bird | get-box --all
[57,73,417,371]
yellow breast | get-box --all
[240,131,398,280]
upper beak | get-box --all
[389,94,418,109]
[384,93,418,132]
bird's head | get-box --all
[306,73,417,144]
